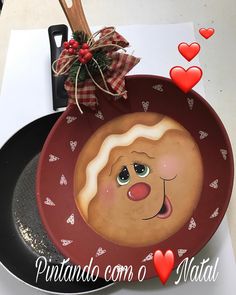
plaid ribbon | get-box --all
[55,27,140,110]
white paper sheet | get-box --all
[0,23,205,146]
[0,23,235,295]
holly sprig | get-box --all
[63,31,112,83]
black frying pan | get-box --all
[0,24,113,294]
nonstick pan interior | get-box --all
[0,113,113,294]
[12,154,65,263]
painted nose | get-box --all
[127,182,151,201]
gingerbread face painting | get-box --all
[74,112,203,247]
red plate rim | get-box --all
[36,75,234,281]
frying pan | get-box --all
[0,112,112,293]
[0,1,113,293]
[36,0,234,283]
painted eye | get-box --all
[134,163,150,178]
[117,166,130,186]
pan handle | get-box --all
[48,24,68,111]
[59,0,91,35]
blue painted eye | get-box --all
[117,166,130,186]
[134,163,150,178]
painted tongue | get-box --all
[157,196,172,219]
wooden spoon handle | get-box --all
[59,0,91,35]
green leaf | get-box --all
[73,31,89,44]
[67,45,112,83]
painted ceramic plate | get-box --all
[36,75,234,281]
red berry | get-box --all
[69,39,75,45]
[72,41,79,49]
[84,52,93,62]
[68,48,75,55]
[84,49,89,55]
[79,57,86,64]
[79,48,86,56]
[82,43,89,49]
[63,41,69,49]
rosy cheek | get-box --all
[157,155,182,179]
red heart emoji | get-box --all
[154,250,174,285]
[178,42,200,61]
[199,28,215,39]
[169,66,202,93]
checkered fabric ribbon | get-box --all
[55,27,140,111]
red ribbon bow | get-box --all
[55,27,140,111]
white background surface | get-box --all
[0,23,204,146]
[0,23,235,294]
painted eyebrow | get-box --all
[109,156,125,176]
[109,151,155,176]
[131,151,155,159]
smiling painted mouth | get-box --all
[156,195,172,218]
[142,195,172,220]
[142,175,176,221]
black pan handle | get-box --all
[48,24,68,111]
